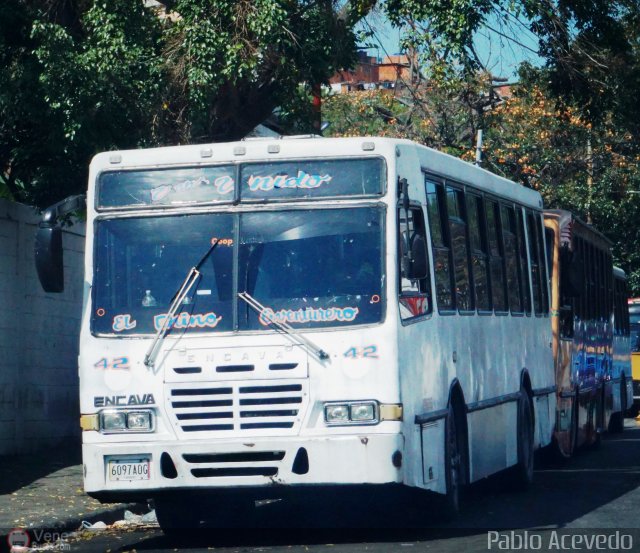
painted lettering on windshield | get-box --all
[150,175,234,202]
[153,311,222,331]
[113,314,137,332]
[247,171,332,192]
[259,306,359,326]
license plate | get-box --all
[107,458,150,481]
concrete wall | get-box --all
[0,199,85,456]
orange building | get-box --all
[329,53,413,93]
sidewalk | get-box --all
[0,440,143,544]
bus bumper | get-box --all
[83,433,404,500]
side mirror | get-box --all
[33,194,85,293]
[35,223,64,292]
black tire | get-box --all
[442,401,464,519]
[155,495,202,535]
[609,377,627,433]
[510,389,534,491]
[569,391,579,456]
[589,387,605,449]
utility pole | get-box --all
[475,129,483,166]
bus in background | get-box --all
[35,137,556,531]
[610,268,632,431]
[544,211,628,458]
[628,298,640,415]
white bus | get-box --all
[35,137,556,531]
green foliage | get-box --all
[1,0,163,207]
[479,77,640,292]
[0,0,360,207]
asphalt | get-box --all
[0,439,145,549]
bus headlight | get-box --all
[100,410,154,433]
[126,411,152,431]
[325,404,350,423]
[324,401,379,425]
[101,411,127,431]
[350,403,376,421]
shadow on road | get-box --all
[116,420,640,551]
[0,438,81,495]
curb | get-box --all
[1,502,147,552]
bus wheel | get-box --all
[570,391,579,456]
[442,402,464,519]
[589,387,605,449]
[609,377,627,433]
[155,495,202,535]
[510,389,534,491]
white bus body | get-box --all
[62,137,554,523]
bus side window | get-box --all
[526,210,544,315]
[466,193,491,311]
[536,214,550,314]
[502,204,524,314]
[574,237,585,320]
[486,200,508,313]
[426,179,454,311]
[446,185,473,312]
[517,209,532,314]
[398,206,432,320]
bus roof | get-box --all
[544,209,612,250]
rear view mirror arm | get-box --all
[40,194,86,226]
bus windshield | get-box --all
[92,207,385,335]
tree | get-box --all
[0,0,163,207]
[0,0,361,207]
[477,76,640,292]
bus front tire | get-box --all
[155,495,202,535]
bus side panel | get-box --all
[534,393,553,450]
[420,421,446,494]
[468,402,517,482]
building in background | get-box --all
[329,51,413,94]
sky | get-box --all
[362,12,544,81]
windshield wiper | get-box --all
[238,291,329,361]
[144,240,220,370]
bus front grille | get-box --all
[166,379,307,436]
[183,451,286,478]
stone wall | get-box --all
[0,199,85,455]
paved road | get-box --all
[55,419,640,552]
